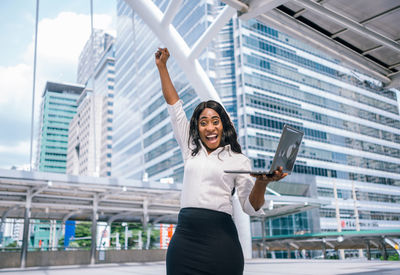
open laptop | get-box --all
[225,124,304,176]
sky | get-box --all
[0,0,117,169]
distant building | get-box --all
[77,29,114,86]
[36,81,84,173]
[67,32,115,177]
[67,89,102,176]
[0,218,23,247]
[94,41,115,177]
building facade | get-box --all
[67,89,103,176]
[113,0,400,258]
[234,18,400,257]
[94,42,115,177]
[67,32,115,177]
[36,82,84,173]
[77,29,114,86]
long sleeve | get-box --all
[167,100,191,160]
[235,158,266,216]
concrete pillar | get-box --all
[287,245,291,259]
[366,241,371,260]
[261,218,266,258]
[232,194,252,259]
[20,206,31,268]
[381,242,388,260]
[333,180,345,260]
[322,241,327,259]
[90,196,98,265]
[20,191,32,268]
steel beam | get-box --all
[386,72,400,88]
[359,5,400,25]
[161,0,183,25]
[239,0,287,21]
[124,0,222,103]
[221,0,248,13]
[188,5,236,60]
[328,5,400,38]
[295,0,400,53]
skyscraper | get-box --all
[113,0,400,258]
[77,29,114,86]
[67,32,115,177]
[67,89,103,176]
[36,81,84,173]
[113,0,223,182]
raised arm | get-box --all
[155,48,180,105]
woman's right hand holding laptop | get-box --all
[250,166,287,184]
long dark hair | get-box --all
[189,100,242,156]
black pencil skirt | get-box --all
[166,207,244,275]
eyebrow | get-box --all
[200,115,220,120]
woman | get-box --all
[155,48,286,275]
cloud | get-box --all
[0,140,30,169]
[0,63,32,148]
[24,12,115,67]
[23,12,115,84]
[0,140,30,155]
[0,11,115,169]
[0,63,32,106]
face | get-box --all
[198,108,223,154]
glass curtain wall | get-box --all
[112,0,400,258]
[235,19,400,251]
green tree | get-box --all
[74,222,92,248]
[6,241,18,248]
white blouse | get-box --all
[167,100,265,216]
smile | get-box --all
[206,134,218,143]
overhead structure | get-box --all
[252,229,400,259]
[0,169,181,223]
[222,0,400,89]
[123,0,232,103]
[0,167,323,266]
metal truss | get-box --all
[123,0,237,103]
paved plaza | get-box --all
[0,259,399,275]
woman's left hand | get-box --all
[250,166,287,185]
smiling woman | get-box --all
[198,107,223,151]
[155,47,287,275]
[189,100,242,156]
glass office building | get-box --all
[113,0,400,258]
[113,0,207,181]
[234,19,400,257]
[36,82,85,173]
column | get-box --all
[322,240,327,259]
[261,217,266,258]
[90,195,98,265]
[333,180,345,259]
[232,194,252,259]
[352,181,363,258]
[20,191,32,268]
[366,241,371,260]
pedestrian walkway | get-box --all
[0,259,399,274]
